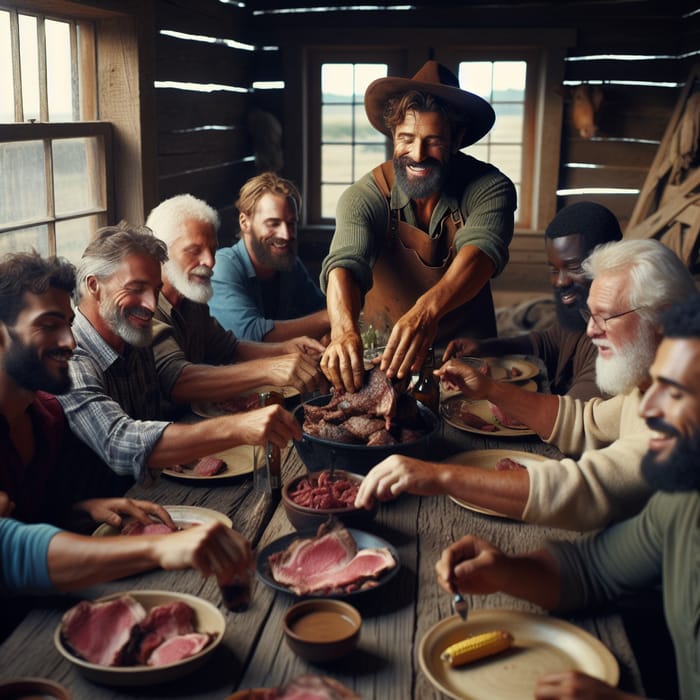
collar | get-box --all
[233,238,258,280]
[72,309,123,372]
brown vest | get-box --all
[361,161,496,344]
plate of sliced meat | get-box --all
[54,590,225,685]
[162,444,255,480]
[92,505,232,537]
[192,385,299,419]
[440,397,537,436]
[256,519,400,598]
[442,449,549,517]
[476,356,540,382]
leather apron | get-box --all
[361,161,497,344]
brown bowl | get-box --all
[0,677,70,699]
[282,470,377,531]
[283,599,362,662]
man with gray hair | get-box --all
[58,222,301,483]
[144,193,325,418]
[355,238,697,531]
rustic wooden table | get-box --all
[0,422,645,699]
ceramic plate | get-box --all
[92,505,232,536]
[192,385,299,418]
[256,528,400,599]
[54,590,225,686]
[163,444,255,481]
[443,449,548,517]
[440,397,536,437]
[440,378,536,401]
[480,356,540,382]
[419,609,619,700]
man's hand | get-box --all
[435,535,512,597]
[354,455,446,509]
[73,498,176,530]
[152,521,253,583]
[380,305,438,380]
[280,336,326,355]
[320,329,365,393]
[435,358,494,401]
[263,352,327,395]
[535,671,641,699]
[227,404,301,448]
[442,337,482,362]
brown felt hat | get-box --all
[364,60,495,148]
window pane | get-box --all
[493,61,526,100]
[322,64,353,102]
[465,144,488,162]
[0,225,49,256]
[322,144,353,183]
[322,104,353,143]
[53,137,103,215]
[46,20,73,121]
[355,144,385,175]
[353,64,386,99]
[490,145,521,185]
[56,216,99,264]
[354,104,383,142]
[0,141,47,225]
[491,107,523,143]
[0,11,13,123]
[321,184,346,219]
[459,62,493,99]
[19,14,40,122]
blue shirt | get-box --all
[0,518,60,594]
[210,239,325,341]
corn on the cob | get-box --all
[440,629,514,667]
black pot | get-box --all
[292,394,440,475]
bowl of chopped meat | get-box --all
[282,469,377,531]
[293,368,440,475]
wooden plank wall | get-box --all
[151,0,698,290]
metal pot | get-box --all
[292,393,440,475]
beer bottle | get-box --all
[412,347,439,414]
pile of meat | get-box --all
[247,674,360,699]
[60,595,214,668]
[288,470,359,509]
[267,519,396,596]
[302,368,428,446]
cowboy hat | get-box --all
[364,60,495,148]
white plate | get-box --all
[54,590,225,686]
[419,609,619,700]
[440,397,536,437]
[92,505,232,536]
[479,356,540,382]
[192,385,299,418]
[443,449,548,517]
[163,444,255,480]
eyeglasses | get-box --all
[579,306,645,331]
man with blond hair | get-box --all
[209,173,329,342]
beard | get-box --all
[594,323,657,395]
[641,418,700,491]
[247,233,297,272]
[163,260,213,304]
[393,156,447,200]
[553,282,589,332]
[99,296,153,348]
[3,331,72,394]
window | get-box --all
[0,5,113,263]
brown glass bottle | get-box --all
[412,347,439,414]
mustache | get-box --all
[128,307,153,321]
[46,348,73,361]
[645,416,681,438]
[190,265,213,278]
[397,155,443,169]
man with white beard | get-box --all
[144,194,326,418]
[355,239,697,531]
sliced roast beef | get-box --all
[494,457,527,471]
[193,456,226,476]
[146,632,213,667]
[458,407,498,432]
[341,415,386,440]
[488,402,528,429]
[268,519,396,596]
[278,674,361,699]
[366,429,398,446]
[61,595,146,666]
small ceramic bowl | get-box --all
[0,677,70,699]
[282,470,377,531]
[283,599,362,662]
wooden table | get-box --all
[0,422,645,699]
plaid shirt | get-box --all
[57,310,168,481]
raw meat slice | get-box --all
[488,402,528,429]
[494,457,527,471]
[61,595,146,666]
[457,406,497,432]
[146,632,212,667]
[193,456,226,476]
[120,520,175,536]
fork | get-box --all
[453,591,469,622]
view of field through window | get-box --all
[319,60,525,220]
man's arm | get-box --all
[262,309,330,343]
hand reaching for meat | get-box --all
[379,305,437,381]
[442,337,483,362]
[435,358,494,400]
[73,498,176,530]
[535,671,641,699]
[279,335,326,355]
[321,329,365,393]
[226,404,301,449]
[263,352,327,395]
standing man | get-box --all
[58,223,301,483]
[208,174,330,342]
[356,240,697,530]
[444,201,623,400]
[144,193,325,416]
[320,60,517,391]
[436,293,700,699]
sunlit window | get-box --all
[0,6,109,263]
